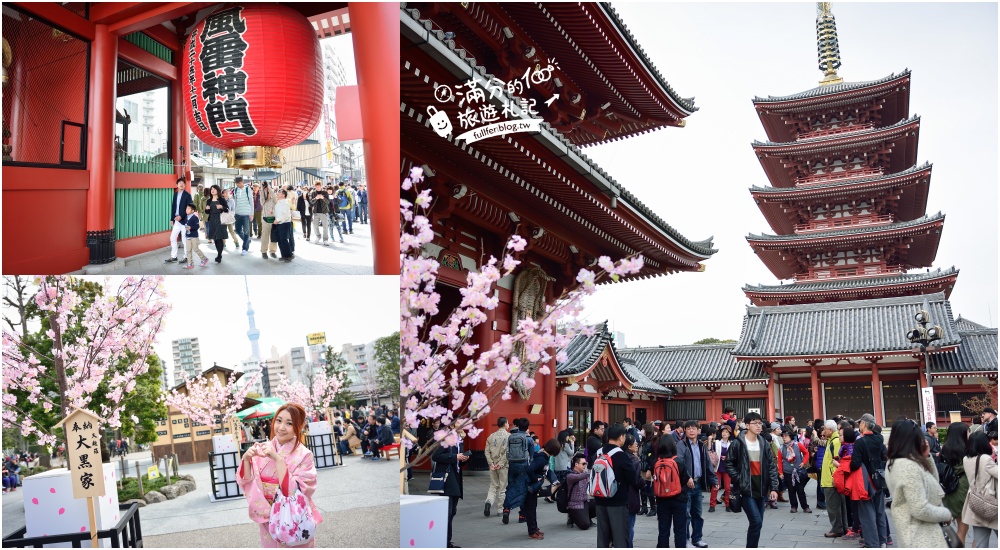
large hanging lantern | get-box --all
[183,4,323,169]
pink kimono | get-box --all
[238,438,324,547]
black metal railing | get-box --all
[208,450,243,500]
[2,502,142,548]
[307,433,341,469]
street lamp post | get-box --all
[907,302,944,388]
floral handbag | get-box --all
[268,479,318,546]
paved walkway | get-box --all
[74,220,375,276]
[3,449,398,547]
[414,471,997,548]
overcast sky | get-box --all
[94,276,398,387]
[572,2,998,348]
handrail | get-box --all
[2,502,142,548]
[794,214,894,233]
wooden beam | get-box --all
[12,2,95,41]
[109,3,214,36]
[141,22,182,51]
[118,38,177,80]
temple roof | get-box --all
[954,315,990,332]
[930,327,998,374]
[556,322,673,395]
[749,162,932,195]
[743,267,959,294]
[752,114,920,148]
[618,344,767,384]
[753,70,911,104]
[747,212,944,243]
[732,292,961,358]
[619,359,675,394]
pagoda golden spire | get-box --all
[816,2,844,86]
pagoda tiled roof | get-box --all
[556,322,673,394]
[753,70,911,104]
[929,327,998,374]
[619,344,767,384]
[954,315,990,332]
[742,267,959,294]
[401,7,718,262]
[747,212,944,243]
[598,3,698,113]
[752,115,920,148]
[732,292,961,358]
[749,162,932,195]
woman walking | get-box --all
[273,189,294,261]
[203,184,229,263]
[238,403,323,547]
[223,188,241,250]
[780,428,811,513]
[940,422,971,545]
[884,419,952,548]
[259,184,278,259]
[962,431,998,548]
[711,424,734,512]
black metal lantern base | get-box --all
[86,229,116,264]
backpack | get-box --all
[653,457,682,498]
[936,458,960,495]
[555,476,569,513]
[588,447,621,498]
[507,431,530,464]
[337,189,352,210]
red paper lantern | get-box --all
[183,4,323,168]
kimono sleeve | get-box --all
[287,445,318,499]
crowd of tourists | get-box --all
[432,407,997,548]
[166,177,369,267]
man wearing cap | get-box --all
[983,408,997,440]
[850,414,888,549]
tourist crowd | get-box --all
[166,177,369,267]
[431,406,998,548]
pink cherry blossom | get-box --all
[165,367,260,432]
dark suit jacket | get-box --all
[170,190,194,223]
[676,436,719,490]
[431,444,464,498]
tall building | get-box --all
[321,41,349,178]
[171,337,202,383]
[245,276,261,363]
[159,357,170,391]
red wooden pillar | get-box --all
[172,44,190,186]
[349,3,400,275]
[871,364,884,425]
[85,23,118,263]
[543,356,556,441]
[766,368,776,422]
[811,366,822,421]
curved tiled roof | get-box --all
[618,344,766,384]
[598,3,698,113]
[556,321,615,376]
[747,212,944,243]
[954,316,989,332]
[619,358,674,394]
[749,162,932,194]
[743,267,959,294]
[930,328,998,374]
[732,292,961,357]
[401,7,718,260]
[752,114,920,148]
[753,70,911,103]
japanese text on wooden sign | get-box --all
[63,410,107,500]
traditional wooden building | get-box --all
[732,4,995,424]
[401,3,718,468]
[2,2,397,274]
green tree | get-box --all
[323,345,354,407]
[245,391,262,399]
[373,332,400,403]
[692,337,737,345]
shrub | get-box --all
[116,473,171,502]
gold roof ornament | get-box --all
[816,2,844,86]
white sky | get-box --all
[572,2,999,347]
[91,276,398,387]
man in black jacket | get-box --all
[725,412,779,548]
[166,177,193,263]
[983,407,998,441]
[593,424,644,548]
[432,439,468,548]
[676,420,718,548]
[371,416,395,462]
[850,414,888,549]
[924,422,941,458]
[586,421,606,468]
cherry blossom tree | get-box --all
[165,367,261,435]
[2,276,170,446]
[400,167,644,468]
[273,371,343,418]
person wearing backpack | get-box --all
[676,420,718,548]
[849,414,889,549]
[518,438,561,540]
[725,412,779,548]
[653,435,690,548]
[502,418,532,525]
[939,422,971,546]
[336,183,355,234]
[962,431,998,548]
[591,424,643,548]
[565,453,595,530]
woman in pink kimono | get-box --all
[238,403,324,547]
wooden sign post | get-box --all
[54,409,106,548]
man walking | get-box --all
[484,417,510,518]
[924,422,941,458]
[165,177,193,263]
[358,183,369,224]
[820,420,846,538]
[252,182,263,239]
[502,418,532,525]
[232,176,253,255]
[725,412,780,548]
[310,182,331,245]
[337,183,355,234]
[676,420,717,548]
[850,414,888,549]
[593,424,643,548]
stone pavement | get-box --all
[74,220,374,276]
[416,471,997,548]
[3,449,398,547]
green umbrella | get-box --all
[236,397,286,420]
